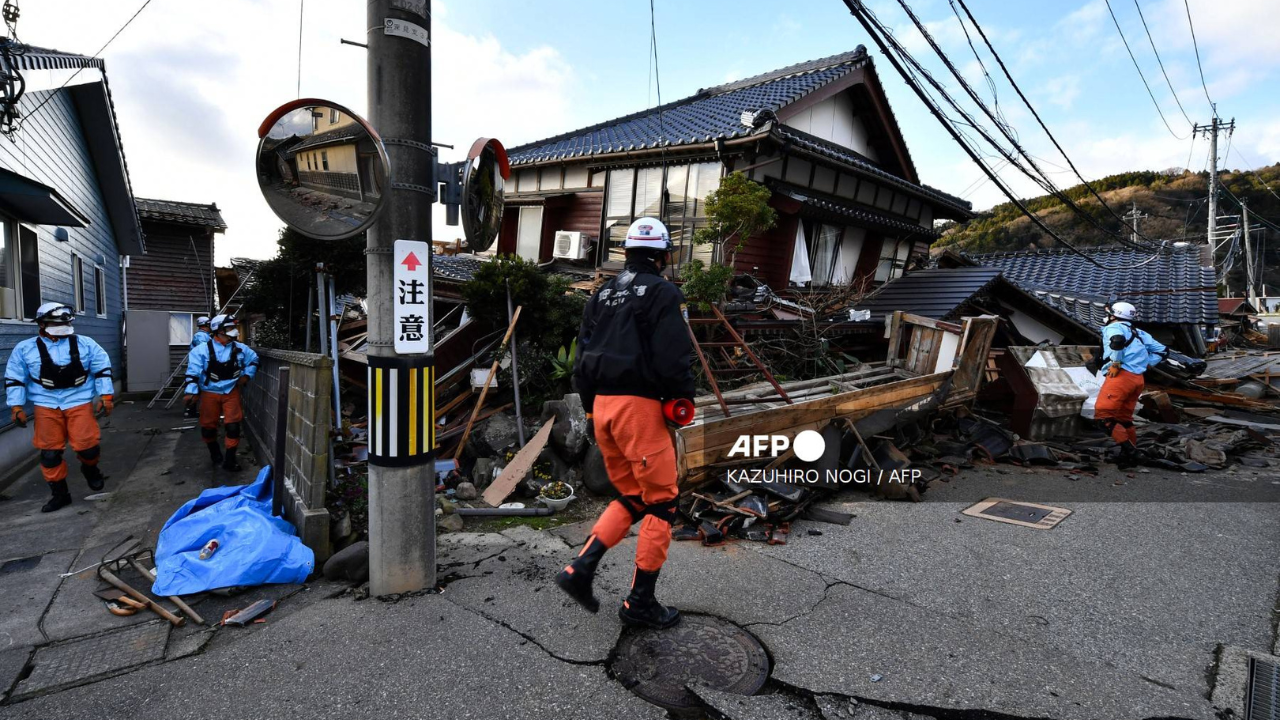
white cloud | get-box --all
[18,1,576,263]
[1043,75,1082,110]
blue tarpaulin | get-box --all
[152,466,315,596]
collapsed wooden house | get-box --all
[675,312,998,485]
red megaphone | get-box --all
[662,398,695,427]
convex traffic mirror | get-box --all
[256,99,389,240]
[459,137,510,253]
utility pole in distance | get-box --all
[366,0,436,595]
[1195,112,1235,248]
[1121,200,1147,245]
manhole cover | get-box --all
[962,497,1071,529]
[610,614,770,712]
[12,620,169,700]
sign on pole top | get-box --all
[393,239,431,355]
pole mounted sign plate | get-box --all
[384,18,430,47]
[393,239,430,355]
[390,0,428,18]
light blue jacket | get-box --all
[1102,321,1167,375]
[184,339,259,396]
[190,330,211,349]
[5,334,114,410]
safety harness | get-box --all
[33,336,88,390]
[205,340,243,383]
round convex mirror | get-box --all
[461,137,510,253]
[256,99,390,240]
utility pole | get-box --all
[1194,112,1235,248]
[1121,200,1148,244]
[366,0,436,595]
[1242,198,1257,304]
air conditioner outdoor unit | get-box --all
[553,231,587,260]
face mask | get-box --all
[226,329,239,338]
[45,325,75,337]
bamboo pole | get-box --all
[453,307,522,461]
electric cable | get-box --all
[1132,0,1193,128]
[1183,0,1215,111]
[1104,0,1188,139]
[844,1,1165,270]
[19,0,153,128]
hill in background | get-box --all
[935,163,1280,296]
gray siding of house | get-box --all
[0,88,126,427]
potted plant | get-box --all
[538,481,576,511]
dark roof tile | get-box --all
[135,198,227,230]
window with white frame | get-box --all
[94,265,106,316]
[0,220,40,320]
[169,312,193,346]
[515,206,543,261]
[603,162,722,266]
[875,238,911,283]
[72,254,85,313]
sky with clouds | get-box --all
[17,0,1280,263]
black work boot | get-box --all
[206,441,223,467]
[619,567,681,629]
[554,535,608,613]
[41,480,72,513]
[221,446,242,472]
[1114,441,1141,470]
[81,463,106,492]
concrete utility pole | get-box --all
[1194,112,1235,248]
[367,0,436,595]
[1121,200,1148,244]
[1242,198,1257,304]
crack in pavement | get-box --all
[441,593,609,667]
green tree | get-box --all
[681,174,777,308]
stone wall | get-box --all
[242,348,333,560]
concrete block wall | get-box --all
[242,348,333,561]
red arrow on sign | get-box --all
[400,252,422,272]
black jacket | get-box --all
[573,260,696,413]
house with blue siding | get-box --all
[0,47,143,480]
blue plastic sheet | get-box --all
[152,466,315,596]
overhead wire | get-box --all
[1229,143,1280,204]
[843,1,1164,270]
[18,0,153,128]
[1182,0,1215,112]
[952,0,1170,248]
[893,0,1162,251]
[1131,0,1193,128]
[1103,0,1188,139]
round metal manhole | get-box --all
[610,614,771,712]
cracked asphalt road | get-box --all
[2,431,1277,719]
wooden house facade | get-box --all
[497,47,973,291]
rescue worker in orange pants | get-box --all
[4,303,114,513]
[1094,301,1167,469]
[554,217,695,629]
[184,315,259,471]
[184,315,213,419]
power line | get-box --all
[844,1,1164,270]
[297,0,304,98]
[1132,0,1192,127]
[1229,143,1280,204]
[18,0,154,128]
[895,0,1160,250]
[952,0,1168,248]
[1183,0,1215,112]
[1103,0,1188,139]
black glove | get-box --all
[1085,356,1102,375]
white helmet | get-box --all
[623,217,671,251]
[1110,301,1137,321]
[35,302,74,324]
[210,314,236,332]
[196,315,211,327]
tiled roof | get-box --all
[1218,298,1253,315]
[433,254,489,283]
[10,45,104,71]
[290,123,363,153]
[855,266,1002,323]
[505,49,870,165]
[773,126,972,218]
[770,182,936,238]
[969,245,1217,325]
[135,198,227,230]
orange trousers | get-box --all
[33,404,101,483]
[1095,369,1144,444]
[199,388,244,448]
[588,395,679,572]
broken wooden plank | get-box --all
[480,419,554,507]
[454,306,522,461]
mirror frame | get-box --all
[460,137,511,253]
[256,98,391,241]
